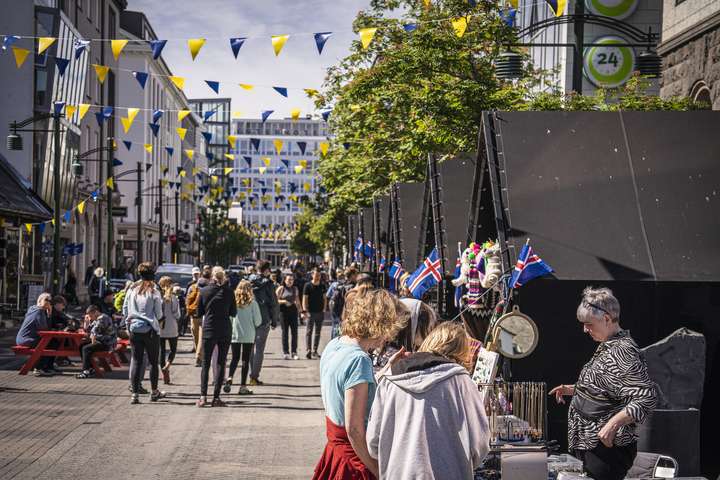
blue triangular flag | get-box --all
[321,110,331,122]
[261,110,273,123]
[289,182,297,193]
[150,40,167,60]
[123,140,133,150]
[145,163,153,172]
[94,112,105,126]
[313,32,333,55]
[63,210,72,223]
[133,71,149,89]
[230,37,246,58]
[112,158,123,167]
[37,222,46,234]
[202,131,212,143]
[55,57,70,77]
[207,152,214,162]
[91,190,99,201]
[53,101,65,116]
[205,80,220,94]
[2,35,20,51]
[165,146,174,157]
[403,23,418,32]
[250,138,260,152]
[500,7,517,27]
[297,141,307,155]
[73,39,89,59]
[149,123,160,137]
[152,109,164,124]
[281,159,290,169]
[342,142,350,150]
[243,156,252,167]
[203,110,216,122]
[102,106,113,119]
[272,87,288,98]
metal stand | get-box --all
[427,153,447,316]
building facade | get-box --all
[658,0,720,109]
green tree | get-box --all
[201,206,253,265]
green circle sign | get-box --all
[583,35,635,88]
[585,0,638,19]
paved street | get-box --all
[0,325,327,480]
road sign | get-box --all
[111,206,128,217]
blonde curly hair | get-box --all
[234,280,254,308]
[158,276,174,302]
[418,321,471,369]
[340,289,408,341]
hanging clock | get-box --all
[583,35,635,88]
[585,0,639,20]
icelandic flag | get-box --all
[453,257,463,308]
[388,259,403,293]
[363,240,375,259]
[508,243,554,289]
[405,247,443,299]
[379,256,387,273]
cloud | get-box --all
[126,0,371,119]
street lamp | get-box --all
[7,111,63,295]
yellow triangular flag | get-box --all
[181,193,190,201]
[294,166,303,174]
[192,167,199,176]
[227,135,237,149]
[225,154,235,161]
[232,111,242,118]
[299,159,308,168]
[161,179,169,187]
[176,127,187,140]
[38,37,56,55]
[304,182,311,192]
[93,64,110,84]
[127,107,140,123]
[452,17,468,38]
[224,167,234,175]
[11,47,30,68]
[184,149,194,160]
[211,176,218,184]
[25,223,33,233]
[144,144,153,153]
[239,84,254,90]
[65,105,77,120]
[111,39,128,60]
[242,179,250,186]
[271,34,289,56]
[319,142,329,156]
[188,38,206,60]
[77,201,86,215]
[290,108,301,121]
[179,169,187,177]
[262,157,272,167]
[273,140,283,155]
[121,117,134,134]
[170,76,185,90]
[106,177,114,190]
[78,104,91,121]
[178,110,191,121]
[259,167,267,174]
[359,28,377,49]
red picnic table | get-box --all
[12,330,121,376]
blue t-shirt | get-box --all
[320,337,376,426]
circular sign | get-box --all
[583,35,635,88]
[585,0,638,19]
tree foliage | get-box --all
[201,207,253,265]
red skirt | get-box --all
[312,417,376,480]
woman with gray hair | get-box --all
[550,287,657,480]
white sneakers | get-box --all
[282,353,290,360]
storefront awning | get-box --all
[0,153,52,224]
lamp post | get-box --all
[7,111,63,295]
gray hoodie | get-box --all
[367,353,490,479]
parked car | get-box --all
[154,264,195,289]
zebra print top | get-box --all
[568,329,657,451]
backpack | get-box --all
[330,282,350,318]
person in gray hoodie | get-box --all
[367,322,490,479]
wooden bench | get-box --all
[114,338,130,364]
[12,344,121,377]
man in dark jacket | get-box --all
[16,292,55,376]
[196,267,237,406]
[248,260,280,385]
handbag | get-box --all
[571,383,616,420]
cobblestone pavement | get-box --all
[0,324,328,479]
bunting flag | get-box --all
[403,23,418,32]
[152,109,164,123]
[169,76,185,90]
[303,182,312,192]
[123,140,132,150]
[314,32,332,54]
[224,153,235,161]
[93,64,110,84]
[202,131,212,144]
[243,156,252,167]
[250,138,261,152]
[205,80,220,94]
[230,37,246,58]
[359,28,377,49]
[227,135,238,149]
[102,106,113,119]
[545,0,567,16]
[91,190,99,201]
[133,71,149,89]
[55,57,70,77]
[145,162,152,172]
[182,37,205,62]
[296,141,307,155]
[281,159,290,169]
[319,142,329,156]
[121,117,134,133]
[272,86,288,98]
[239,83,254,90]
[271,34,289,56]
[2,35,20,50]
[273,139,283,155]
[144,144,153,153]
[176,127,187,140]
[343,142,351,150]
[232,110,243,118]
[451,17,468,38]
[150,39,167,59]
[74,39,89,59]
[112,158,123,167]
[299,159,308,169]
[262,157,272,167]
[178,110,191,122]
[53,101,65,116]
[62,209,72,223]
[78,104,91,121]
[184,150,194,160]
[178,168,187,177]
[125,107,139,123]
[38,37,56,55]
[106,177,114,190]
[321,110,331,122]
[259,167,267,174]
[261,110,274,123]
[294,165,303,174]
[25,223,32,233]
[203,110,215,122]
[290,108,301,121]
[149,123,160,137]
[304,88,319,98]
[111,39,128,60]
[65,105,77,120]
[11,47,30,68]
[224,167,234,175]
[192,167,199,176]
[76,200,86,215]
[94,112,105,126]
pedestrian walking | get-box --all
[88,267,108,308]
[302,268,327,359]
[75,305,117,379]
[224,280,262,395]
[312,289,408,480]
[123,262,165,405]
[186,266,211,366]
[366,322,490,479]
[84,259,97,288]
[277,273,302,360]
[158,276,180,385]
[248,260,279,386]
[196,266,237,407]
[328,267,358,337]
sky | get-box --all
[127,0,372,120]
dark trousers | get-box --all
[81,342,109,371]
[576,442,637,480]
[129,330,160,393]
[228,342,253,385]
[281,306,298,354]
[306,312,324,352]
[160,337,178,365]
[30,339,56,370]
[200,337,230,398]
